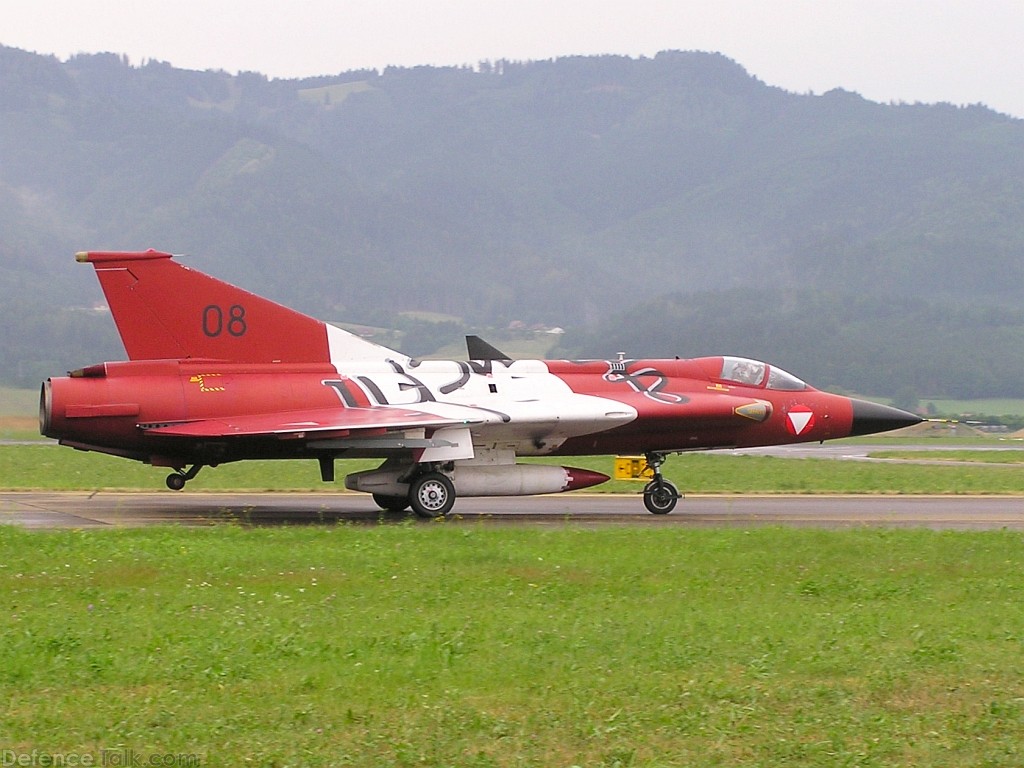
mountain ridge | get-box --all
[1,45,1022,397]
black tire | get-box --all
[643,479,679,514]
[373,493,410,513]
[166,473,186,491]
[409,472,456,518]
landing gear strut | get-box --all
[166,464,204,491]
[643,452,679,514]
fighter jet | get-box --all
[40,250,921,516]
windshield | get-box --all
[719,357,807,391]
[766,366,807,391]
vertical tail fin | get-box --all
[77,250,405,364]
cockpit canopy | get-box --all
[718,357,807,391]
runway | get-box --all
[3,491,1024,530]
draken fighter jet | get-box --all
[41,250,921,516]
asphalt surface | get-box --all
[4,439,1024,530]
[3,491,1024,530]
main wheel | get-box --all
[373,493,410,513]
[409,472,456,518]
[166,473,186,491]
[643,479,679,514]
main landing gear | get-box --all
[370,468,456,519]
[165,464,204,491]
[364,457,677,518]
[409,472,456,518]
[642,452,680,515]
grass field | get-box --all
[6,387,1024,764]
[0,387,38,415]
[2,524,1023,766]
[873,450,1024,464]
[0,417,38,441]
[920,397,1024,417]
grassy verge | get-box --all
[0,386,39,415]
[2,524,1023,766]
[0,416,43,441]
[5,445,1024,494]
[871,450,1024,464]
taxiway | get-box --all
[2,491,1023,530]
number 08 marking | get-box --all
[202,304,247,337]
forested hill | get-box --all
[2,45,1024,398]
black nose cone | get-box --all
[849,399,922,437]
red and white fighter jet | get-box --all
[41,250,921,516]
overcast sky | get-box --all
[5,0,1023,118]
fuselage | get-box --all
[42,354,874,468]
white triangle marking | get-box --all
[789,411,813,434]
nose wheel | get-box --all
[643,452,679,514]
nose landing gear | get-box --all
[643,452,680,514]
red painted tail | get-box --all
[77,250,403,364]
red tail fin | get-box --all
[77,250,403,364]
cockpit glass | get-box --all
[720,357,766,386]
[719,357,808,390]
[766,366,807,391]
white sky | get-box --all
[4,0,1024,118]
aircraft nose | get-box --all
[848,398,922,437]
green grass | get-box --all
[920,397,1024,417]
[0,422,42,441]
[838,434,1015,445]
[0,387,42,440]
[6,445,1024,494]
[0,386,39,416]
[2,525,1024,766]
[872,450,1024,464]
